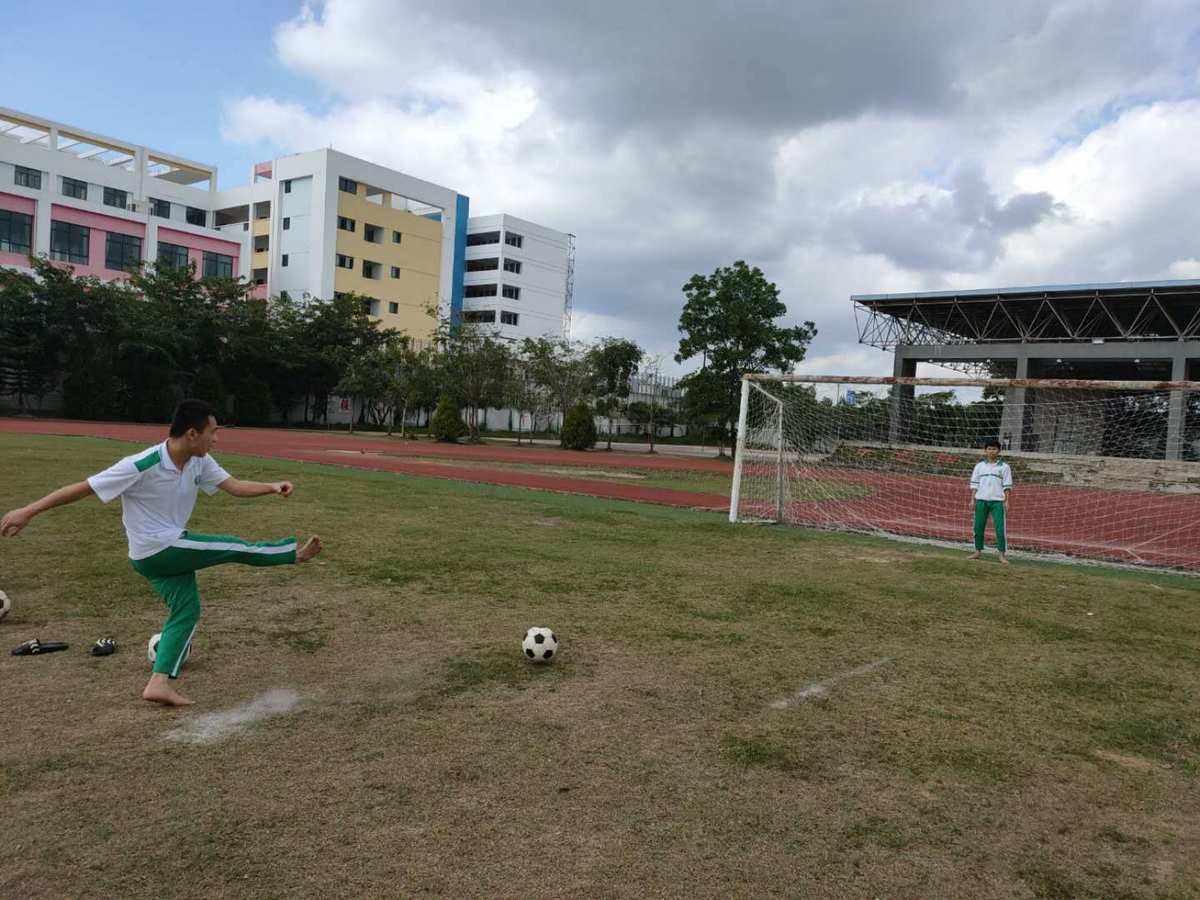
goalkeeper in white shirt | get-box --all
[967,439,1012,565]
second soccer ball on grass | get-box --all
[523,627,559,663]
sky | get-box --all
[8,0,1200,377]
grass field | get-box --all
[1,433,1199,898]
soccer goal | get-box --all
[729,374,1200,570]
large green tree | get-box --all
[675,260,816,456]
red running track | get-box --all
[0,418,733,512]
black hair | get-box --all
[984,438,1001,450]
[170,399,216,438]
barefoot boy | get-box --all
[1,400,322,706]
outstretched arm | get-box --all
[1,481,95,537]
[217,478,293,499]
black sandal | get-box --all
[90,637,117,657]
[11,638,69,656]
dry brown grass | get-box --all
[1,433,1199,898]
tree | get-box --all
[676,260,816,456]
[504,357,553,445]
[0,266,61,414]
[588,337,642,450]
[522,337,595,422]
[383,338,435,437]
[437,321,512,442]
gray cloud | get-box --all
[836,165,1063,273]
[232,0,1200,374]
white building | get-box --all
[0,107,471,339]
[462,213,573,341]
[0,107,237,289]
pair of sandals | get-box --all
[12,637,116,657]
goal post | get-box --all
[729,374,1200,570]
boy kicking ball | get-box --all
[967,438,1012,565]
[1,400,322,706]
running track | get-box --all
[5,418,1198,569]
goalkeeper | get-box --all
[967,439,1012,565]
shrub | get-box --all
[430,394,466,442]
[560,402,597,450]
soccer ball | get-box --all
[147,632,191,667]
[522,627,559,663]
[0,590,10,622]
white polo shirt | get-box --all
[87,442,231,560]
[970,459,1013,502]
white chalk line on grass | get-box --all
[164,689,304,744]
[769,658,892,710]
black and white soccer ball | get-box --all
[0,590,10,623]
[522,627,559,663]
[147,632,191,667]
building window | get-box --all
[364,224,382,243]
[186,206,206,227]
[103,187,128,210]
[388,302,399,314]
[336,253,354,269]
[502,285,520,300]
[202,251,234,278]
[50,221,89,264]
[149,198,170,218]
[282,254,289,267]
[390,266,400,278]
[337,216,355,232]
[282,217,290,230]
[392,230,402,243]
[362,260,381,279]
[0,209,33,254]
[105,232,142,272]
[500,310,519,326]
[504,232,523,248]
[283,180,292,194]
[466,231,500,246]
[157,241,189,271]
[465,284,497,298]
[14,166,41,190]
[466,257,499,272]
[361,298,379,316]
[463,310,496,324]
[254,202,270,220]
[62,176,88,201]
[338,176,358,194]
[503,258,522,274]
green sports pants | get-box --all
[131,531,297,678]
[973,500,1007,553]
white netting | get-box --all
[731,377,1200,570]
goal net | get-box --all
[730,375,1200,570]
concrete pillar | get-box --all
[999,353,1029,451]
[1165,352,1187,460]
[34,196,52,257]
[888,353,917,443]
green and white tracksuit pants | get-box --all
[132,531,297,678]
[973,500,1007,553]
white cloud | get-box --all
[221,0,1200,377]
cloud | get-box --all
[222,0,1200,375]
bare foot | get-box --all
[142,681,195,707]
[297,535,323,563]
[966,551,981,560]
[998,554,1010,566]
